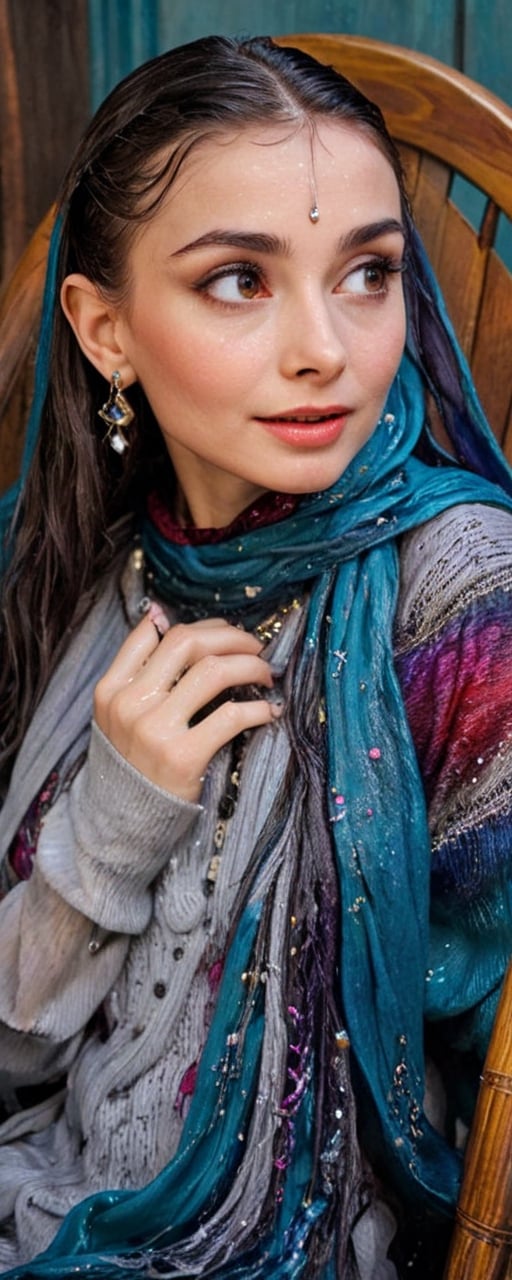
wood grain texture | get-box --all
[0,0,89,286]
[89,0,159,109]
[0,207,54,410]
[0,0,27,278]
[152,0,458,64]
[406,153,452,265]
[443,961,512,1279]
[276,34,512,216]
[463,0,512,105]
[472,251,512,455]
[0,0,90,485]
[0,207,55,492]
[435,200,489,355]
[89,0,510,111]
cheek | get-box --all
[126,310,265,407]
[363,307,406,393]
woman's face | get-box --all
[115,120,407,526]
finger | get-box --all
[146,601,171,640]
[191,696,284,785]
[165,651,273,723]
[127,622,267,698]
[150,697,283,802]
[95,614,167,708]
[97,615,241,698]
[178,617,232,629]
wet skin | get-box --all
[113,120,407,527]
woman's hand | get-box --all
[94,607,281,802]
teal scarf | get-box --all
[140,353,512,1201]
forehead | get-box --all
[129,119,402,265]
[175,118,398,200]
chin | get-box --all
[273,460,353,497]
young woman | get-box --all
[0,34,511,1280]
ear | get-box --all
[60,274,137,387]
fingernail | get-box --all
[270,701,284,719]
[147,602,170,638]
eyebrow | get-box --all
[338,218,405,252]
[172,230,291,257]
[171,218,404,259]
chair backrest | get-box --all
[276,35,512,461]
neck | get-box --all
[167,454,267,528]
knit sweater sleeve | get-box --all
[395,502,512,1063]
[0,723,201,1086]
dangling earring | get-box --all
[98,371,135,454]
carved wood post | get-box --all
[0,0,89,489]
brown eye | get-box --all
[203,265,265,303]
[364,263,387,292]
[237,269,260,298]
[340,258,395,297]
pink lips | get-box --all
[256,406,350,448]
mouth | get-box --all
[271,413,339,423]
[255,407,350,447]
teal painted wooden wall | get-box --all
[89,0,511,109]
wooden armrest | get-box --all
[443,961,512,1279]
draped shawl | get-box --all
[1,227,512,1279]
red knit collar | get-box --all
[147,489,298,545]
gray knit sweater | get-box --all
[1,502,511,1273]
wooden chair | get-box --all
[0,33,511,1278]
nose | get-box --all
[278,287,347,382]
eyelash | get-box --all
[357,255,407,294]
[194,253,406,307]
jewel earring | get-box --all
[98,371,134,454]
